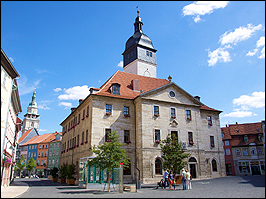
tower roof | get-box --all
[29,89,37,107]
[123,10,156,54]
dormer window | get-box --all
[110,83,120,95]
[244,135,248,143]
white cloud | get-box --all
[17,74,41,95]
[38,100,51,110]
[38,129,48,132]
[182,1,229,23]
[259,46,265,59]
[256,36,265,48]
[207,45,232,66]
[246,49,258,56]
[54,88,62,92]
[117,61,123,68]
[58,85,90,101]
[233,91,265,108]
[223,111,257,118]
[9,57,14,62]
[59,102,72,108]
[219,24,262,46]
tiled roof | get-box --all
[18,128,34,143]
[221,122,263,146]
[21,133,55,146]
[200,105,222,112]
[94,71,170,100]
[228,122,262,135]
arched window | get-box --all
[155,158,162,175]
[123,160,131,175]
[212,159,217,172]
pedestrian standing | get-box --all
[163,169,169,189]
[181,168,187,190]
[186,169,192,190]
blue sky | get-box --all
[1,1,265,136]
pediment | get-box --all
[139,82,203,107]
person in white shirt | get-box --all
[181,168,187,190]
[186,170,192,190]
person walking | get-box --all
[181,168,187,190]
[168,171,173,190]
[163,169,169,189]
[186,169,192,190]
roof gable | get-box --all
[138,82,203,106]
[18,128,39,144]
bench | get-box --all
[123,185,136,192]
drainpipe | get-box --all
[133,100,140,191]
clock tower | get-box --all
[22,89,40,135]
[122,10,157,78]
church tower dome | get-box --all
[122,10,157,78]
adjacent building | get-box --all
[60,11,226,185]
[1,48,22,187]
[47,132,62,174]
[222,121,265,176]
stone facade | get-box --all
[60,82,226,184]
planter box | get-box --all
[174,175,182,184]
[52,177,58,182]
[59,178,66,183]
[67,179,75,185]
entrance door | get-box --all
[251,165,261,175]
[226,164,233,175]
[189,164,196,178]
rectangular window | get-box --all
[171,108,176,118]
[39,145,41,149]
[106,104,112,114]
[34,152,36,157]
[35,145,37,149]
[38,152,40,157]
[258,147,263,155]
[154,106,159,116]
[86,130,88,141]
[155,130,160,141]
[45,151,47,157]
[124,106,129,115]
[38,160,40,165]
[41,160,43,166]
[87,106,89,116]
[207,116,212,125]
[28,152,30,157]
[56,151,59,155]
[244,135,248,142]
[243,148,248,156]
[258,134,263,141]
[171,131,178,142]
[250,147,256,155]
[146,51,149,56]
[225,141,229,146]
[186,110,191,119]
[105,129,111,142]
[42,152,44,157]
[150,52,152,57]
[29,146,31,150]
[188,132,193,143]
[82,132,84,143]
[226,149,231,155]
[236,149,241,156]
[124,130,130,142]
[210,136,215,147]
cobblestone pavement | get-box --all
[3,175,265,198]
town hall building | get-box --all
[60,11,226,185]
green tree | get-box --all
[86,130,130,192]
[26,157,36,176]
[17,155,26,178]
[160,134,191,174]
[59,163,68,179]
[50,166,59,178]
[66,164,76,179]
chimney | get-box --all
[194,96,200,102]
[79,99,84,105]
[71,108,76,113]
[236,122,238,124]
[226,124,228,127]
[132,79,140,91]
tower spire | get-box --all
[134,8,143,33]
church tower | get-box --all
[22,89,40,135]
[122,10,157,78]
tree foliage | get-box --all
[50,166,59,178]
[59,163,68,179]
[17,155,26,177]
[86,130,130,192]
[26,157,36,175]
[160,134,191,174]
[66,164,76,179]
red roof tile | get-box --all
[200,105,222,112]
[94,71,170,100]
[21,133,55,146]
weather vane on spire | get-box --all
[136,5,139,16]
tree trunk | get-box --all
[108,171,111,192]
